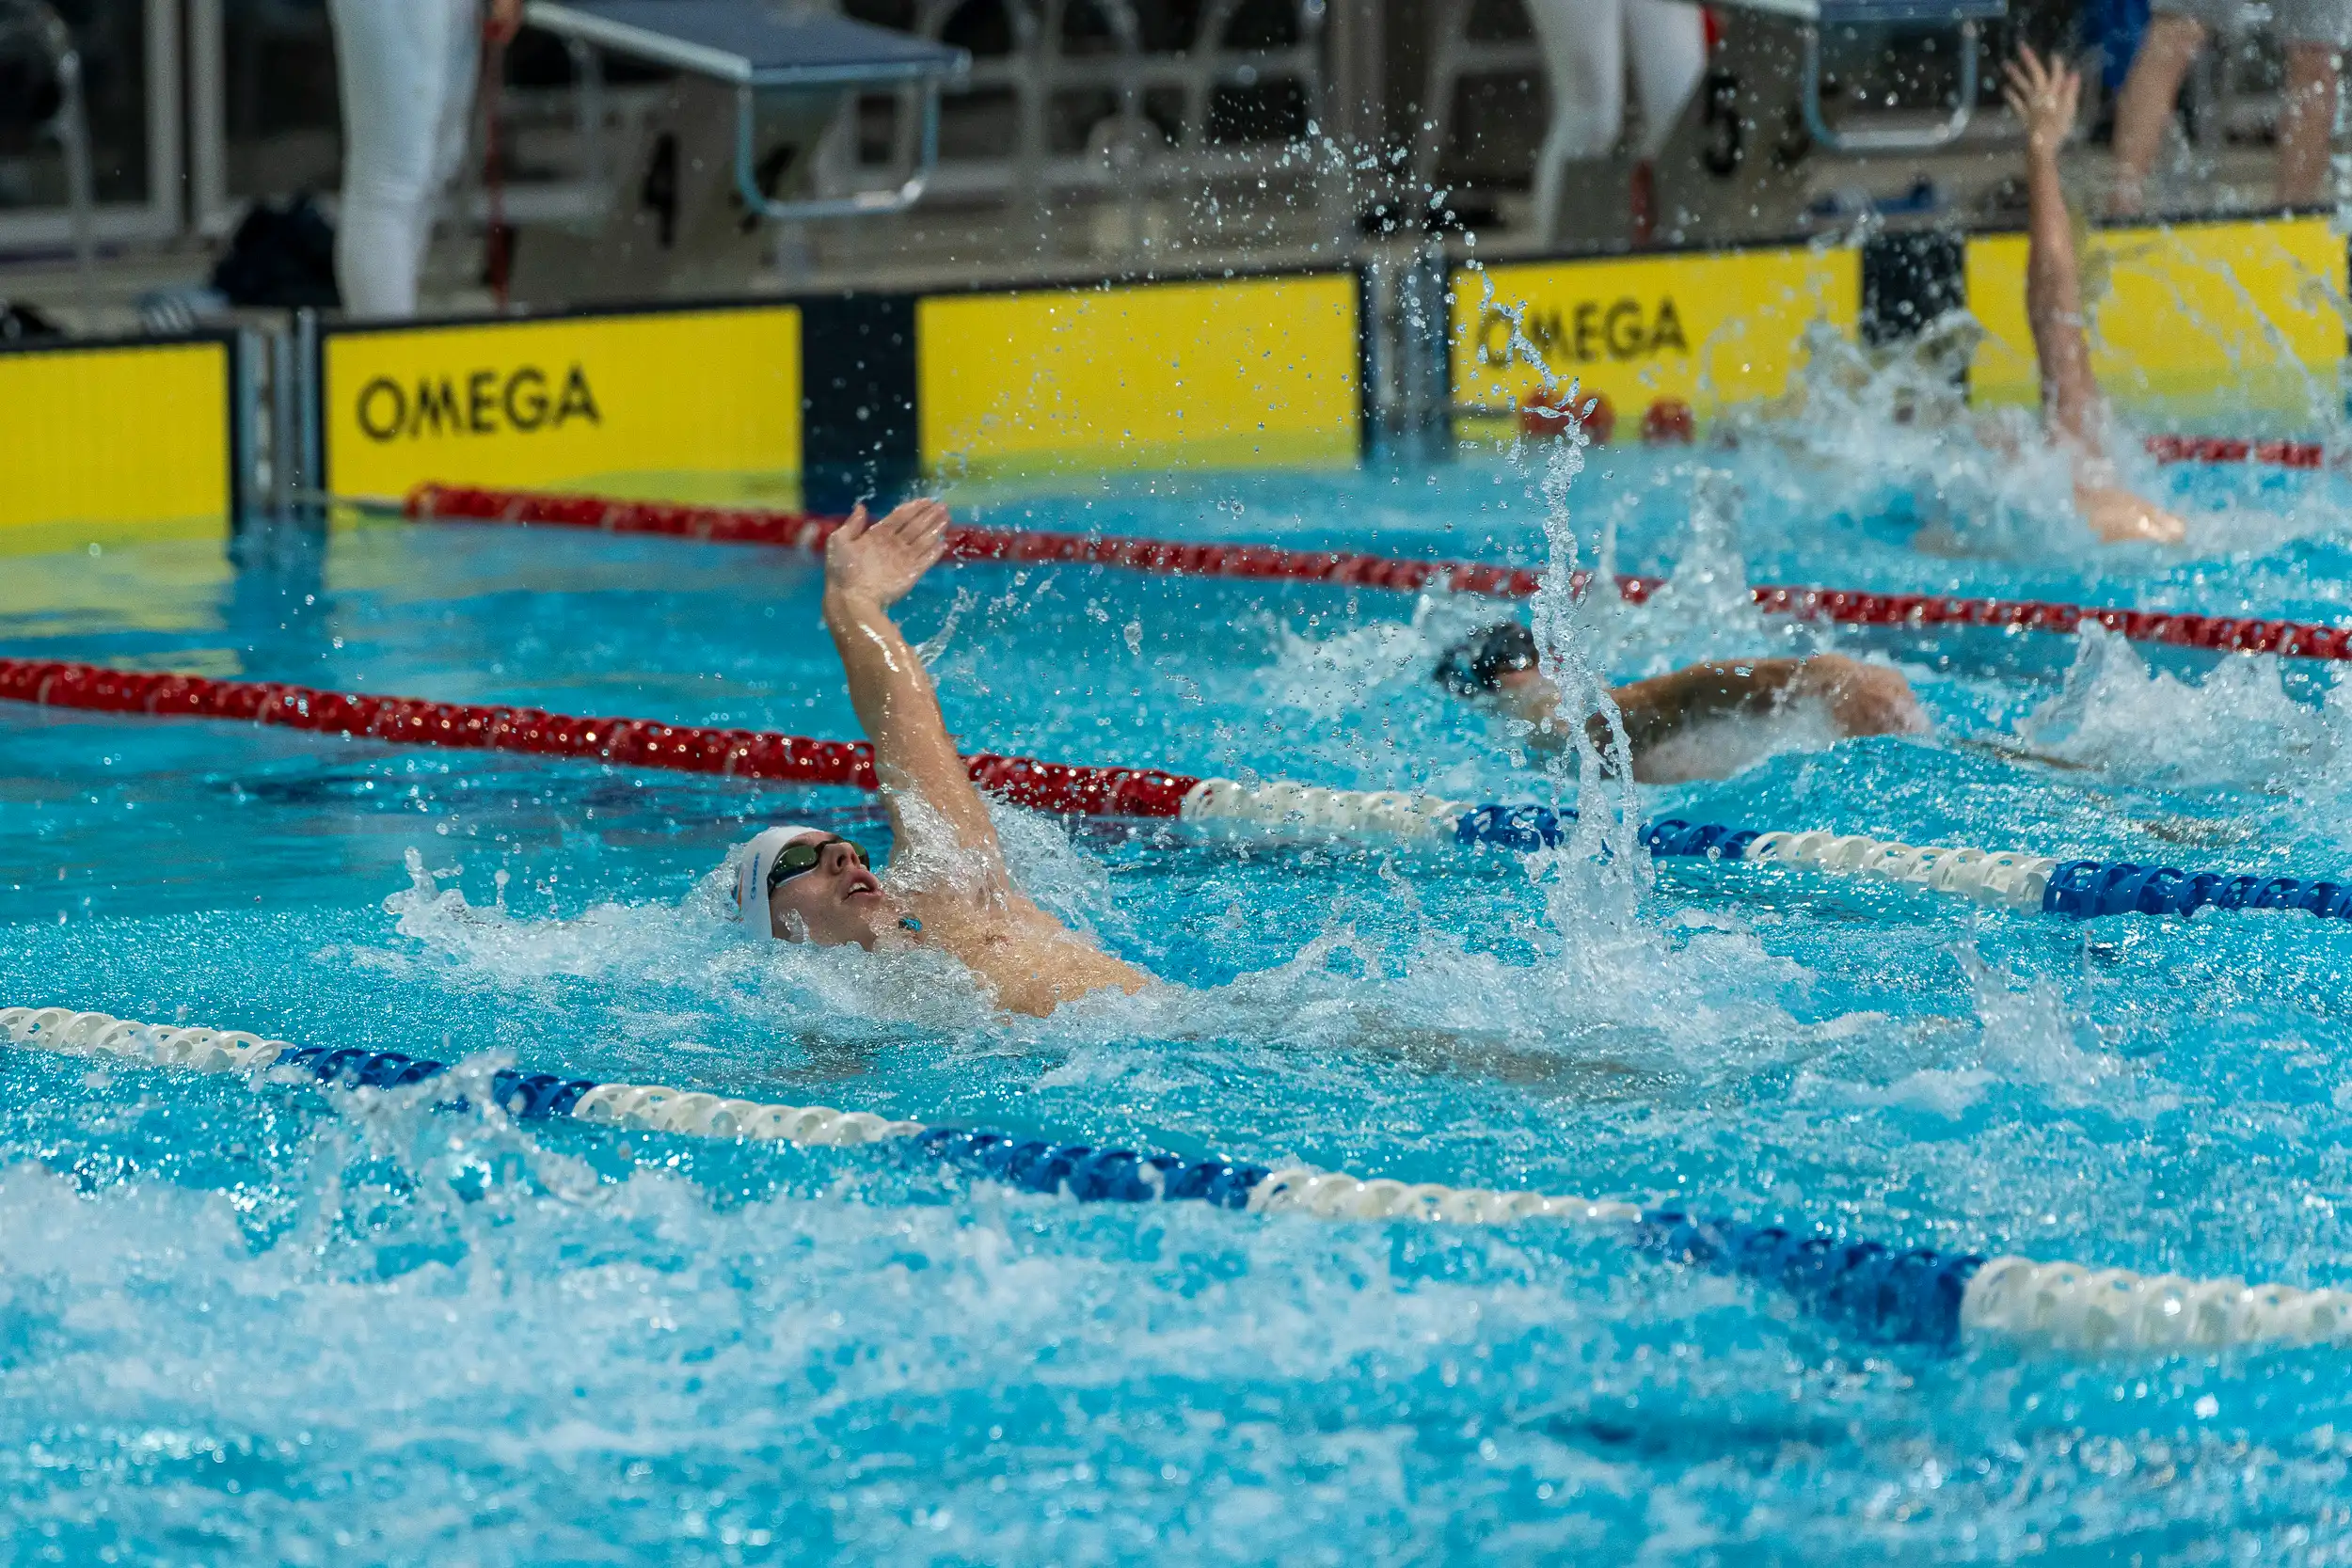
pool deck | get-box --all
[0,138,2311,341]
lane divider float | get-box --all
[2144,435,2328,470]
[6,656,2344,928]
[1632,816,2352,926]
[8,1004,2346,1359]
[399,483,2352,663]
[0,655,1196,817]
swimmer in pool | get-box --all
[1756,50,2185,547]
[729,499,1152,1019]
[2002,46,2187,546]
[1435,622,1923,784]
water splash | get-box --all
[1955,941,2122,1103]
[2014,623,2342,790]
[373,848,1000,1047]
[1582,467,1795,680]
[1735,319,2123,558]
[1464,269,1643,886]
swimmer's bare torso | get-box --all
[797,500,1152,1018]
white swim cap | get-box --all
[731,824,828,941]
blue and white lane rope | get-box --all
[1179,779,2351,925]
[8,1006,2350,1359]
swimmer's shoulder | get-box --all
[898,891,1152,1016]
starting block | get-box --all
[512,0,967,304]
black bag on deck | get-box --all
[210,197,342,309]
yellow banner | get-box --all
[322,306,803,506]
[0,338,233,555]
[917,274,1360,479]
[1965,217,2344,420]
[1453,247,1861,423]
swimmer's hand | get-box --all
[823,498,952,610]
[2078,483,2187,545]
[2003,45,2079,162]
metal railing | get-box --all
[870,0,1329,206]
[1415,0,2014,193]
[0,0,92,308]
[0,0,183,264]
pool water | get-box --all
[8,420,2352,1561]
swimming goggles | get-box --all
[767,836,870,894]
[1434,621,1540,697]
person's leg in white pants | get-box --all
[1525,0,1702,243]
[328,0,482,318]
[1623,0,1706,160]
[1526,0,1625,245]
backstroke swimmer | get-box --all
[1754,49,2186,546]
[729,499,1154,1019]
[2001,46,2188,546]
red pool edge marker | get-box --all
[404,483,2352,662]
[0,657,1201,818]
[1640,400,1696,445]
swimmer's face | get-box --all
[767,833,894,949]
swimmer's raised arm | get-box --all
[821,500,1004,861]
[2008,47,2101,454]
[2005,48,2187,544]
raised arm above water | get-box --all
[820,500,1007,863]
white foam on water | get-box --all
[0,1079,1724,1563]
[2013,623,2344,790]
[1044,890,1818,1084]
[1632,705,1855,787]
[369,847,1003,1044]
[1954,942,2124,1104]
[1268,613,1449,723]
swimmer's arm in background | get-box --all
[2005,48,2187,545]
[821,500,1007,866]
[1560,656,1924,754]
[2007,47,2101,455]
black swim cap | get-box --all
[1434,622,1539,696]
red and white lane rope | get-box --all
[0,657,1199,818]
[405,483,1565,599]
[402,484,2352,663]
[10,657,2347,935]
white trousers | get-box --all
[328,0,481,319]
[1526,0,1707,239]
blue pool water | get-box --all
[8,422,2352,1561]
